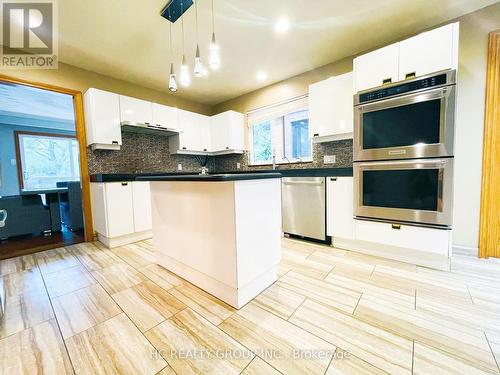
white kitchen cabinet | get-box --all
[326,176,354,240]
[103,182,135,238]
[84,88,122,150]
[152,103,179,130]
[198,114,211,152]
[210,111,245,151]
[171,109,202,152]
[353,43,399,92]
[90,181,152,248]
[119,95,153,125]
[398,23,459,81]
[309,72,354,142]
[132,181,152,233]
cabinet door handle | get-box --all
[203,148,207,151]
[405,72,416,80]
[182,147,186,150]
[121,182,128,186]
[112,141,118,144]
[330,177,337,181]
[225,146,229,150]
[313,133,319,137]
[391,224,401,230]
[382,78,392,85]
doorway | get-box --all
[0,76,93,259]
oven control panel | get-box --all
[358,73,448,104]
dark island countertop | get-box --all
[136,172,282,182]
[90,167,353,183]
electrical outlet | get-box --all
[10,159,16,166]
[177,163,183,171]
[236,162,241,169]
[323,155,336,164]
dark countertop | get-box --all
[136,173,282,182]
[90,167,353,183]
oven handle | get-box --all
[356,159,448,167]
[356,86,450,112]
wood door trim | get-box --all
[479,30,500,258]
[0,75,94,243]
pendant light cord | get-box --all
[181,1,185,55]
[211,0,215,33]
[195,0,199,42]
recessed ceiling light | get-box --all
[257,71,268,82]
[275,17,290,33]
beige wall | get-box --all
[213,2,500,251]
[0,62,212,115]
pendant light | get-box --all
[209,0,220,70]
[168,20,178,92]
[193,0,205,77]
[179,1,190,86]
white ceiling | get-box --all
[58,0,498,106]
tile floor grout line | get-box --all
[322,347,338,375]
[352,292,363,315]
[411,340,415,374]
[286,296,308,322]
[484,331,500,373]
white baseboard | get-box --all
[97,230,152,248]
[452,244,479,257]
[333,237,451,271]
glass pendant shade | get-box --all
[194,45,204,77]
[209,32,220,70]
[180,55,190,86]
[168,63,178,92]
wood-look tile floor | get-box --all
[1,238,500,374]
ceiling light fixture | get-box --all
[257,71,268,82]
[179,1,190,86]
[209,0,220,70]
[168,21,178,92]
[275,17,290,33]
[193,0,205,77]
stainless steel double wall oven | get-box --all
[353,70,456,228]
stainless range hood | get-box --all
[121,121,180,137]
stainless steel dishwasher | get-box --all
[281,177,328,242]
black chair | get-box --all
[0,195,52,240]
[57,181,84,231]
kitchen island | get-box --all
[136,173,282,308]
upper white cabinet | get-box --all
[198,114,211,152]
[84,88,122,150]
[309,72,354,142]
[326,176,355,241]
[152,103,179,130]
[170,109,201,152]
[119,95,153,125]
[398,23,459,80]
[210,111,245,151]
[353,43,400,92]
[353,23,459,92]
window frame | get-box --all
[14,130,79,190]
[248,101,313,166]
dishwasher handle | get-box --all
[282,180,324,186]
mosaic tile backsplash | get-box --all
[87,132,353,175]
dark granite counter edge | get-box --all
[90,167,353,182]
[136,173,282,182]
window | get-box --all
[15,132,80,190]
[248,96,311,165]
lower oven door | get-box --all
[354,158,453,227]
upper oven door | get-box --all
[354,85,456,161]
[354,158,454,227]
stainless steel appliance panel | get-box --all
[354,158,454,227]
[354,70,456,161]
[282,177,326,240]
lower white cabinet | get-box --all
[326,176,355,240]
[90,181,152,247]
[354,219,451,257]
